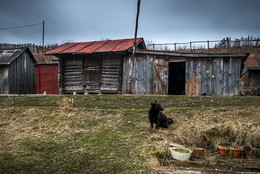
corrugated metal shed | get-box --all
[0,47,37,65]
[44,38,145,55]
[0,47,36,94]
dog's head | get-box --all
[150,101,164,111]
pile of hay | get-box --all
[168,107,260,157]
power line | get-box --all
[0,22,42,31]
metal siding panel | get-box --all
[223,58,230,96]
[216,58,223,95]
[146,55,153,94]
[211,59,217,95]
[189,60,194,96]
[139,57,147,94]
[23,52,27,93]
[205,60,212,95]
[122,56,130,94]
[200,59,207,95]
[0,67,9,94]
[228,58,235,95]
[153,58,167,95]
[132,57,138,94]
[193,60,199,96]
[185,60,191,96]
[16,55,22,93]
[234,59,241,95]
[197,60,202,95]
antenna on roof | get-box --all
[128,0,141,93]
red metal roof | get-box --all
[44,38,145,55]
[245,54,260,69]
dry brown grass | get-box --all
[0,95,260,173]
[147,106,260,163]
[56,97,75,113]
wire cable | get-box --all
[0,22,42,31]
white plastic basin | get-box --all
[170,147,192,161]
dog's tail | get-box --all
[168,118,174,125]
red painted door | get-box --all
[36,64,59,94]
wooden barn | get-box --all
[44,38,248,96]
[0,47,36,94]
[135,50,248,96]
[44,38,146,94]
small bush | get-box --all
[57,97,75,113]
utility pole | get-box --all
[42,20,45,63]
[128,0,141,93]
[43,20,45,48]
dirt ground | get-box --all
[155,154,260,174]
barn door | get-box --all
[168,62,186,95]
[83,57,101,93]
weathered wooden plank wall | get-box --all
[249,70,260,88]
[122,55,130,94]
[83,57,101,93]
[60,55,123,94]
[185,58,241,96]
[62,58,83,93]
[122,55,153,94]
[101,56,122,93]
[0,67,9,93]
[8,51,36,94]
[153,57,168,95]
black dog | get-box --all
[148,101,173,129]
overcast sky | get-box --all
[0,0,260,45]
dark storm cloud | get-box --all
[139,0,260,42]
[0,0,260,44]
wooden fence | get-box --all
[147,37,260,51]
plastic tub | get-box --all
[217,146,244,158]
[170,147,192,161]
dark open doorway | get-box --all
[168,62,186,95]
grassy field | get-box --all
[0,95,260,173]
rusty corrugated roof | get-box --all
[0,47,36,65]
[245,54,260,69]
[44,38,146,55]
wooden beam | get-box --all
[135,49,248,58]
